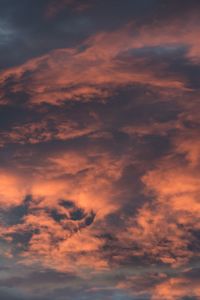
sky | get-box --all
[0,0,199,299]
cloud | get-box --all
[0,117,100,146]
[120,135,200,267]
[152,276,200,300]
[0,2,200,299]
[116,269,200,300]
[45,0,92,19]
[0,171,27,207]
[0,147,129,272]
[2,16,200,107]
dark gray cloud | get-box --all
[1,0,199,70]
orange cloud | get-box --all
[116,272,200,300]
[31,150,125,217]
[0,170,27,207]
[152,277,200,300]
[0,10,200,279]
[2,18,200,106]
[115,115,200,268]
[0,147,129,272]
[121,119,182,137]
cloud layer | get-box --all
[0,0,200,299]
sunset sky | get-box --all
[0,1,200,299]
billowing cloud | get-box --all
[119,131,200,267]
[0,1,200,299]
[0,147,130,272]
[1,13,200,107]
